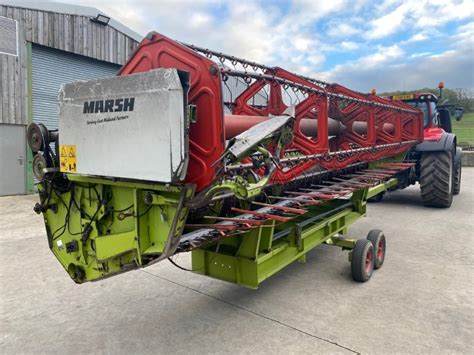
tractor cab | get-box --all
[392,92,438,128]
[390,83,463,141]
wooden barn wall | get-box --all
[0,5,139,125]
[0,7,27,125]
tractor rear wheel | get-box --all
[453,153,462,195]
[419,151,453,208]
[351,239,374,282]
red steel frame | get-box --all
[119,32,423,192]
[118,32,225,192]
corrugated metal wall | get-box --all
[32,44,119,129]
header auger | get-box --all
[29,31,449,288]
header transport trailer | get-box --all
[27,31,462,288]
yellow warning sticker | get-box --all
[392,94,415,101]
[59,145,77,173]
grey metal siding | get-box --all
[0,16,18,56]
[32,44,119,129]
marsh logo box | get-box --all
[58,68,189,182]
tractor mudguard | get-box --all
[415,132,456,152]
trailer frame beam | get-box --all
[191,189,369,288]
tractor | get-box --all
[375,83,464,208]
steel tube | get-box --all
[224,115,346,139]
[352,121,395,135]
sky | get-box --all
[62,0,473,93]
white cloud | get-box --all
[291,0,346,22]
[52,0,473,91]
[327,23,361,38]
[318,44,405,83]
[359,45,404,67]
[56,0,224,37]
[429,50,456,58]
[409,52,432,58]
[456,20,474,33]
[321,47,473,92]
[366,0,474,39]
[340,41,359,51]
[215,2,275,63]
[368,2,408,39]
[306,54,325,67]
[406,32,429,43]
[189,13,213,29]
[416,0,473,27]
[451,21,474,48]
[293,35,313,51]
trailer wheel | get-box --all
[351,239,374,282]
[367,229,385,269]
[419,151,453,208]
[453,155,461,195]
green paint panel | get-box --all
[367,178,397,198]
[38,175,194,283]
[95,232,136,261]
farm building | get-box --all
[0,1,141,195]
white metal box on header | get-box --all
[58,69,189,182]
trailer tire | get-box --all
[351,239,374,282]
[419,150,453,208]
[453,155,461,195]
[367,229,386,269]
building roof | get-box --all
[0,0,143,42]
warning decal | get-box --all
[392,94,415,101]
[59,145,77,173]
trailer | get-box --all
[28,31,430,287]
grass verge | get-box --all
[452,112,474,146]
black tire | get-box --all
[351,239,374,282]
[419,151,453,208]
[368,192,384,203]
[367,229,386,269]
[453,153,461,195]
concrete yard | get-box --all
[1,169,473,354]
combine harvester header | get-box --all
[28,31,437,288]
[118,32,422,192]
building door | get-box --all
[0,124,26,195]
[31,44,120,129]
[29,45,120,187]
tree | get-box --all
[454,88,474,112]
